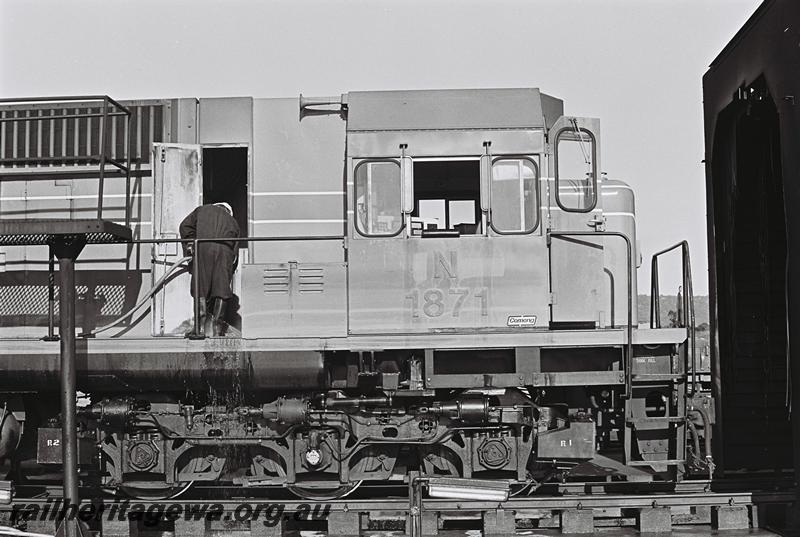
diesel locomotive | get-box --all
[0,89,710,500]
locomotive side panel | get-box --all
[602,180,639,328]
[242,260,347,338]
[349,236,549,333]
[198,97,252,146]
[549,233,606,327]
[250,97,346,245]
[239,98,348,337]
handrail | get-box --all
[0,95,130,110]
[39,231,633,354]
[42,235,344,340]
[549,230,633,399]
[649,241,697,395]
[0,96,133,227]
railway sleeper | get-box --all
[7,500,768,536]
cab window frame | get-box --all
[353,158,405,238]
[410,157,482,236]
[489,155,540,235]
[554,126,598,213]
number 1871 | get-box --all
[405,288,488,318]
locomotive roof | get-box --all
[346,88,563,132]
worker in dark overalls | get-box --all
[179,202,240,337]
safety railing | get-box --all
[649,240,697,394]
[0,96,133,226]
[37,230,632,351]
[41,235,344,341]
[548,230,634,399]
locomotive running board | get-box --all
[1,327,688,354]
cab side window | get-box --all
[412,160,481,235]
[490,157,539,233]
[355,160,403,236]
[555,126,597,212]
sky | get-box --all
[0,0,763,295]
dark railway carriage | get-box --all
[703,0,799,479]
[0,89,705,499]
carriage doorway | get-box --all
[202,146,248,242]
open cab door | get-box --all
[151,143,202,336]
[547,117,609,328]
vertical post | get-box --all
[194,239,200,332]
[623,234,632,400]
[97,98,108,220]
[43,249,58,341]
[682,248,689,329]
[59,254,79,517]
[650,256,660,328]
[124,106,132,230]
[684,243,697,395]
[682,245,690,394]
[51,236,86,537]
[187,238,204,339]
[406,475,425,537]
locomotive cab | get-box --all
[342,90,619,337]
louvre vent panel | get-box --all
[297,266,324,294]
[261,265,326,294]
[262,267,290,294]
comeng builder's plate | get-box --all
[507,315,537,327]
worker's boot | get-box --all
[210,298,227,337]
[186,299,206,338]
[203,299,215,336]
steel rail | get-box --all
[3,490,794,512]
[9,476,794,501]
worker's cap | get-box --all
[214,202,233,216]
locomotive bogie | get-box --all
[7,338,691,495]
